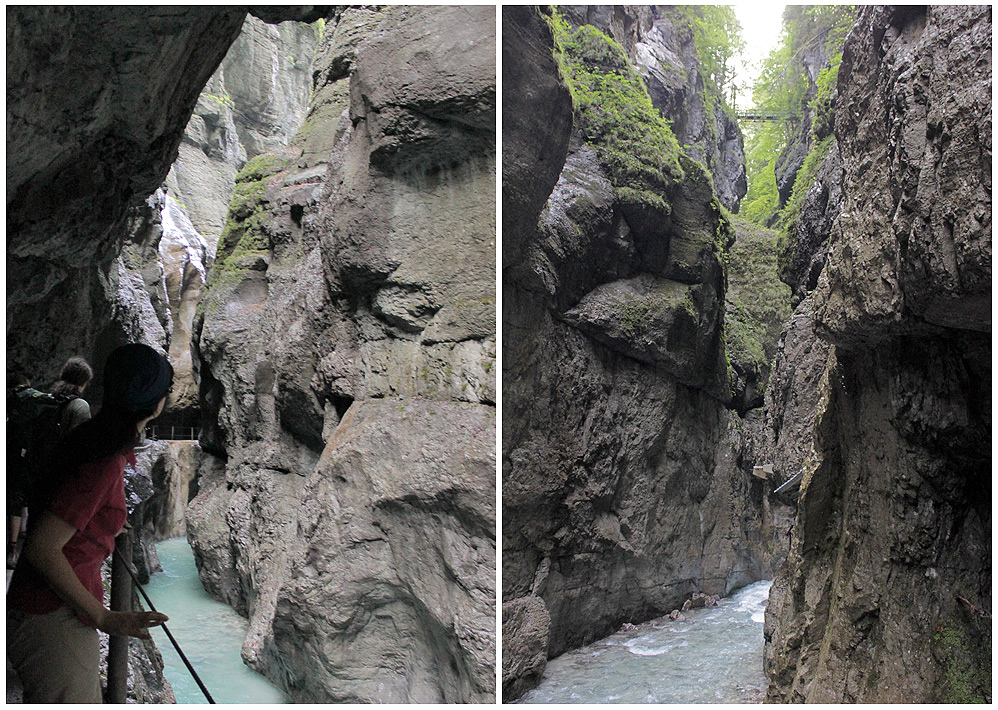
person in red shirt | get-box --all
[7,343,173,703]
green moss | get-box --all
[236,154,286,183]
[933,625,991,703]
[548,12,685,203]
[776,135,834,281]
[616,280,690,334]
[809,54,841,139]
[312,18,325,41]
[725,215,792,381]
[206,152,291,290]
[202,92,233,108]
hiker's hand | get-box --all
[97,609,169,639]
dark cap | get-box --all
[102,344,173,413]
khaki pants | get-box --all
[8,605,103,703]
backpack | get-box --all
[7,387,78,512]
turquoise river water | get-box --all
[143,537,287,704]
[519,579,772,704]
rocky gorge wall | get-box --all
[160,16,320,421]
[6,5,325,403]
[6,6,338,704]
[501,7,789,699]
[186,6,496,703]
[763,5,991,702]
[560,5,747,212]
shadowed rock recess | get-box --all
[7,5,495,704]
[764,6,991,703]
[502,6,791,699]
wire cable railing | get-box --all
[121,557,216,704]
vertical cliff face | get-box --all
[560,6,747,213]
[5,7,358,704]
[764,6,991,703]
[166,16,320,247]
[6,5,320,396]
[187,6,496,702]
[502,6,787,699]
[157,17,320,423]
[6,6,247,394]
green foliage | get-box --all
[809,53,842,139]
[740,120,783,225]
[202,92,233,108]
[775,135,834,281]
[549,12,685,201]
[933,624,991,703]
[741,6,856,227]
[781,135,833,226]
[674,5,745,100]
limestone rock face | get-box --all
[6,6,407,704]
[756,296,831,498]
[187,6,496,702]
[166,16,320,247]
[502,7,574,268]
[764,6,991,703]
[814,6,991,345]
[6,7,245,388]
[501,596,551,699]
[132,440,202,542]
[158,196,211,415]
[561,6,748,212]
[6,5,321,397]
[501,6,788,699]
[778,142,842,304]
[562,274,726,397]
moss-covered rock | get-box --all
[561,273,728,399]
[725,215,792,413]
[932,623,992,703]
[776,138,841,303]
[549,14,685,205]
[213,153,289,273]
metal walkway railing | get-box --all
[109,535,215,703]
[148,425,199,441]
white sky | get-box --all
[731,4,787,110]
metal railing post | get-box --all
[107,531,133,703]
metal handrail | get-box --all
[119,549,216,704]
[148,425,199,441]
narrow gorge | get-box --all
[8,6,495,704]
[502,4,990,704]
[5,4,991,706]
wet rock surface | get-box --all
[187,6,496,702]
[764,6,991,703]
[501,6,789,699]
[502,596,551,699]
